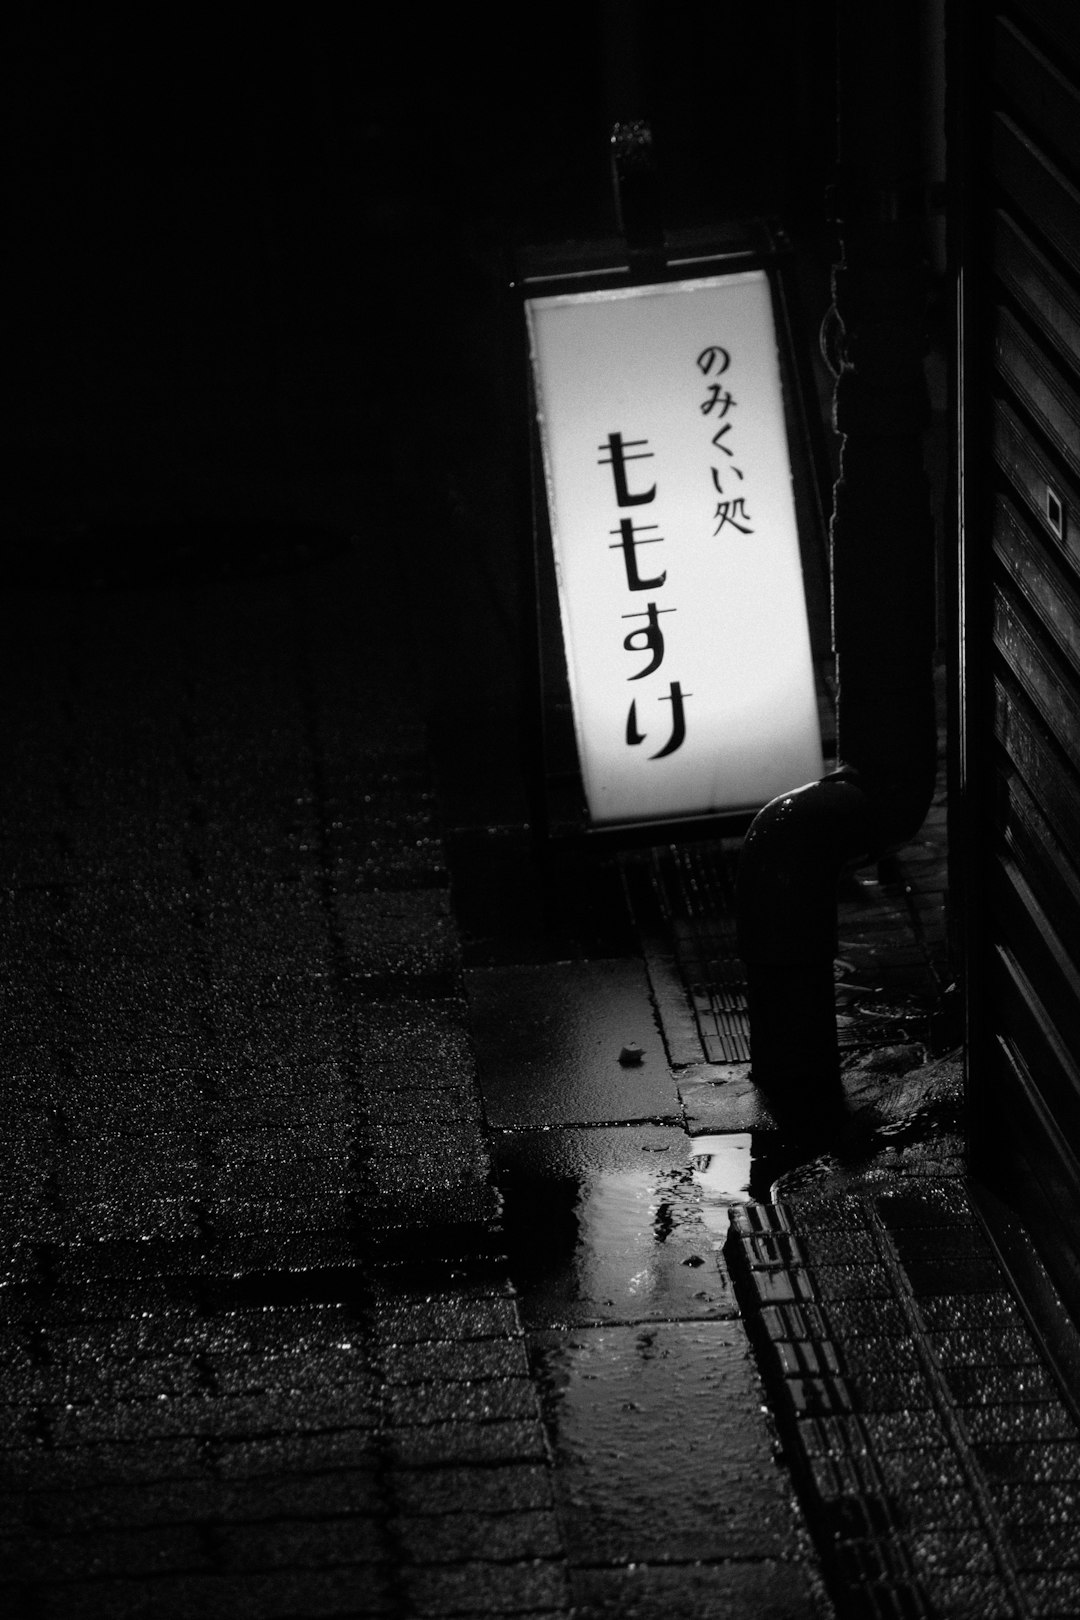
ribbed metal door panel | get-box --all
[975,5,1080,1299]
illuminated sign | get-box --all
[526,270,822,827]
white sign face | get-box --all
[526,270,822,827]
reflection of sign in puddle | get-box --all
[690,1133,753,1232]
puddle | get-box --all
[764,1092,966,1201]
[493,1125,765,1327]
[493,1070,964,1329]
[688,1133,752,1234]
[528,1320,803,1568]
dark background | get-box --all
[5,4,840,820]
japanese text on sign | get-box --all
[526,270,822,826]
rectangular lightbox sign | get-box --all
[526,269,823,828]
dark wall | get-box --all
[6,5,837,528]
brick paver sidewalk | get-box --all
[0,550,569,1618]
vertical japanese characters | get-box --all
[597,343,750,765]
[597,431,688,759]
[698,345,754,537]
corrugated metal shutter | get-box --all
[966,4,1080,1295]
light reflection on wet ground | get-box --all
[492,1121,819,1604]
[492,1126,759,1329]
[490,1018,963,1332]
[476,803,955,1611]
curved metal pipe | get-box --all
[736,750,936,1133]
[735,770,874,1132]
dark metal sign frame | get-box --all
[512,218,834,848]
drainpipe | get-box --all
[735,0,938,1133]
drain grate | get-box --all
[630,840,945,1068]
[646,842,750,1064]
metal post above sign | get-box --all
[518,222,830,840]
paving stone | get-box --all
[1016,1568,1080,1615]
[345,999,476,1081]
[961,1402,1080,1445]
[392,1464,556,1519]
[861,1410,954,1451]
[215,1517,387,1570]
[363,1088,484,1125]
[30,1564,397,1618]
[905,1528,1000,1576]
[888,1488,986,1531]
[188,1306,368,1356]
[205,1348,374,1398]
[902,1256,1007,1294]
[916,1290,1025,1335]
[810,1263,897,1301]
[1,1437,214,1490]
[388,1419,549,1470]
[3,1352,203,1406]
[758,1302,832,1341]
[365,1183,503,1236]
[464,959,681,1129]
[212,1430,380,1479]
[873,1183,977,1228]
[383,1378,538,1428]
[203,1195,355,1239]
[394,1509,562,1564]
[44,1387,378,1448]
[816,1494,900,1540]
[371,1295,520,1346]
[943,1362,1060,1405]
[833,1335,923,1374]
[926,1328,1039,1367]
[973,1441,1080,1484]
[16,1470,384,1532]
[990,1481,1080,1529]
[530,1321,799,1566]
[832,1535,919,1585]
[335,890,460,983]
[1003,1521,1080,1572]
[836,1369,937,1412]
[804,1450,887,1501]
[772,1337,842,1378]
[821,1299,911,1338]
[9,1523,212,1580]
[363,1136,492,1196]
[917,1573,1017,1617]
[401,1558,569,1616]
[383,1339,530,1386]
[569,1558,820,1620]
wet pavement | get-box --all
[3,481,1080,1618]
[727,1184,1080,1618]
[0,559,568,1619]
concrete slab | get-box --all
[465,959,680,1128]
[677,1061,778,1133]
[570,1560,822,1620]
[528,1320,804,1567]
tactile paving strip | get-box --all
[725,1181,1080,1619]
[646,843,751,1063]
